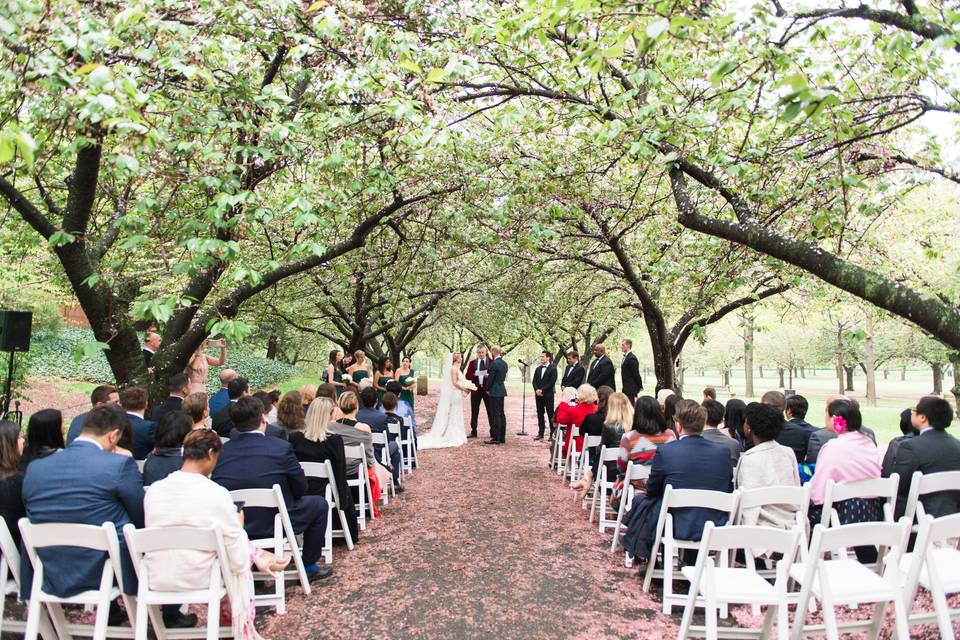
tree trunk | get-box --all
[800,366,806,378]
[844,365,855,391]
[758,365,763,378]
[864,312,877,406]
[950,352,960,409]
[788,367,794,389]
[743,315,754,398]
[777,367,785,388]
[883,368,888,380]
[933,363,944,394]
[901,366,907,381]
[836,328,845,395]
[266,334,279,360]
[722,368,730,388]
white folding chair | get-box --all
[588,445,620,531]
[610,461,652,552]
[228,484,311,613]
[19,519,135,640]
[903,470,960,525]
[123,524,235,640]
[576,435,602,507]
[343,445,376,529]
[641,486,740,615]
[677,523,801,640]
[386,423,406,483]
[552,424,568,474]
[821,475,898,563]
[789,519,911,640]
[399,417,417,473]
[0,518,55,639]
[900,513,960,639]
[564,431,584,485]
[370,431,395,505]
[299,461,355,555]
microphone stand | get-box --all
[516,361,529,436]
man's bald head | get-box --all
[219,369,238,386]
[145,332,161,350]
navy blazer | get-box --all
[127,414,156,460]
[645,435,733,541]
[150,396,182,424]
[212,432,308,539]
[21,441,144,598]
[208,387,230,418]
[357,407,388,434]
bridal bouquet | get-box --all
[340,372,351,382]
[462,381,478,392]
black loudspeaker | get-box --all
[0,311,32,352]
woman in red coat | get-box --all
[556,384,598,458]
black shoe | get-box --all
[467,432,478,438]
[483,439,498,445]
[108,601,128,626]
[533,435,544,441]
[395,486,406,494]
[163,612,198,629]
[307,566,334,582]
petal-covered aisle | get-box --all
[260,392,675,639]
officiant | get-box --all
[466,345,493,439]
[532,351,557,441]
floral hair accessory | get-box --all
[832,415,847,434]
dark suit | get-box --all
[532,363,557,438]
[212,402,234,437]
[65,412,88,445]
[587,355,616,390]
[21,440,144,598]
[208,387,230,417]
[620,352,643,402]
[143,348,154,367]
[621,435,733,558]
[127,413,156,460]
[212,432,328,566]
[150,396,182,424]
[465,357,492,437]
[487,358,508,443]
[229,423,286,441]
[561,362,585,389]
[777,417,817,463]
[358,407,402,485]
[891,429,960,518]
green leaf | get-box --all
[426,68,448,83]
[48,231,77,248]
[75,63,102,76]
[72,340,110,364]
[398,59,422,74]
[709,60,737,85]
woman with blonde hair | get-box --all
[572,392,633,499]
[184,339,227,394]
[290,397,357,541]
[298,384,317,412]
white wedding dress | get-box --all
[418,355,468,449]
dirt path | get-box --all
[261,392,674,640]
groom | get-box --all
[484,346,508,445]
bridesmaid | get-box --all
[375,358,394,404]
[323,350,347,396]
[348,351,372,387]
[185,338,227,394]
[394,355,416,410]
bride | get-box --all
[418,352,471,449]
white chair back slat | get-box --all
[905,470,960,523]
[300,460,354,552]
[821,475,898,528]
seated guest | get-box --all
[299,384,318,413]
[151,373,191,425]
[614,396,675,498]
[271,390,306,438]
[143,411,192,486]
[317,383,342,421]
[212,397,332,582]
[266,389,281,424]
[181,392,209,430]
[328,392,375,478]
[579,386,614,437]
[207,369,237,418]
[229,393,285,440]
[806,395,877,463]
[662,393,681,437]
[891,396,960,518]
[21,409,64,469]
[212,377,249,437]
[358,387,403,490]
[0,420,25,549]
[881,409,918,478]
[384,380,416,435]
[23,405,195,628]
[620,400,733,561]
[777,393,816,463]
[119,387,156,460]
[382,392,403,442]
[735,403,801,528]
[808,400,882,562]
[573,392,633,500]
[291,397,358,542]
[722,398,748,450]
[701,398,740,466]
[145,429,289,638]
[703,387,717,401]
[65,385,118,445]
[558,384,599,458]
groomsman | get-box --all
[465,345,493,439]
[484,346,508,445]
[620,339,643,404]
[561,351,586,389]
[532,351,557,441]
[587,343,616,390]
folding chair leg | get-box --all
[821,595,840,640]
[777,604,790,640]
[134,596,150,640]
[789,579,815,640]
[24,594,42,640]
[704,594,718,640]
[92,599,111,640]
[206,592,220,640]
[662,541,674,614]
[642,541,658,592]
[676,578,698,640]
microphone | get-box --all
[518,359,529,367]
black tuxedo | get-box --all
[142,348,154,367]
[620,352,642,401]
[532,363,558,438]
[891,429,960,518]
[561,362,585,389]
[587,355,616,390]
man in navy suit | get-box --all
[212,396,333,582]
[65,384,118,445]
[621,399,733,559]
[22,405,196,628]
[150,373,190,424]
[208,368,237,418]
[119,386,156,459]
[212,376,249,437]
[357,387,403,489]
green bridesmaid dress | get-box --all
[399,370,416,408]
